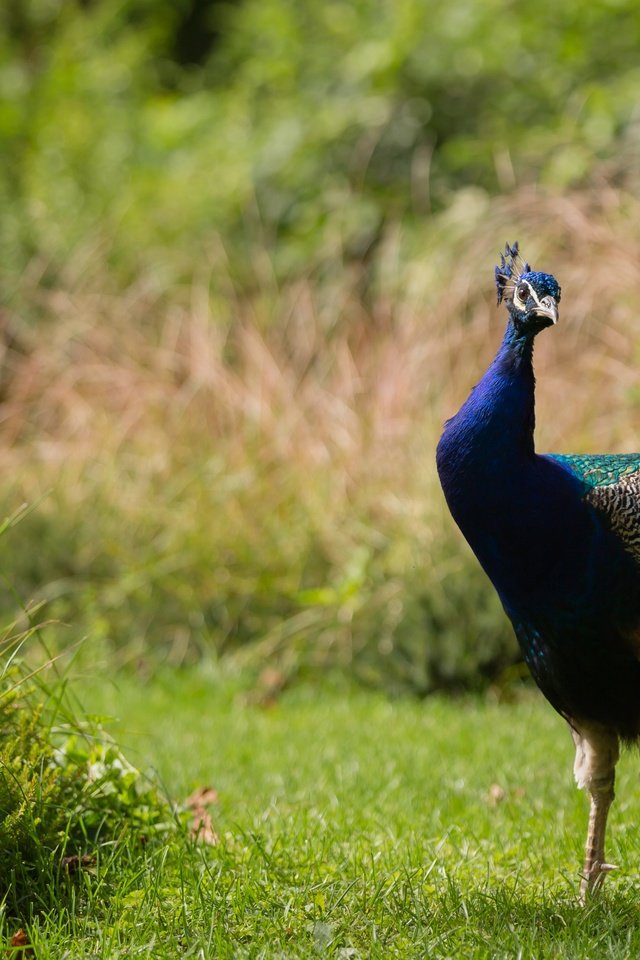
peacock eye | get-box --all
[516,283,530,301]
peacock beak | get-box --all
[534,295,559,324]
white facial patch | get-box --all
[513,280,543,310]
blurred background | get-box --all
[1,0,639,693]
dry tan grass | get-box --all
[1,183,638,679]
[6,186,639,483]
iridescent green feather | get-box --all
[550,453,640,487]
[549,454,640,561]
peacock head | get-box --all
[494,242,561,335]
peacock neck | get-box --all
[443,319,538,473]
[436,317,609,615]
[435,319,544,603]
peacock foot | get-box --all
[579,861,618,902]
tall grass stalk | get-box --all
[1,186,638,688]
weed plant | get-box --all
[0,635,180,921]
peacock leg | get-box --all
[570,722,619,901]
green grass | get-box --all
[13,669,640,958]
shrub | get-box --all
[0,654,177,915]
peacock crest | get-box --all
[494,241,531,305]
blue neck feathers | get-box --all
[437,321,537,486]
[436,320,586,609]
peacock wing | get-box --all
[549,453,640,562]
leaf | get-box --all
[189,808,219,846]
[7,929,33,958]
[185,786,219,845]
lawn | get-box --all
[16,669,640,958]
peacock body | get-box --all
[436,243,640,898]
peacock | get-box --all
[436,243,640,899]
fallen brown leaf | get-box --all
[185,785,219,845]
[189,807,219,845]
[7,928,33,958]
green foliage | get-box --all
[0,699,62,897]
[0,446,517,694]
[207,0,640,272]
[54,734,179,842]
[0,662,178,916]
[3,0,640,304]
[0,506,181,927]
